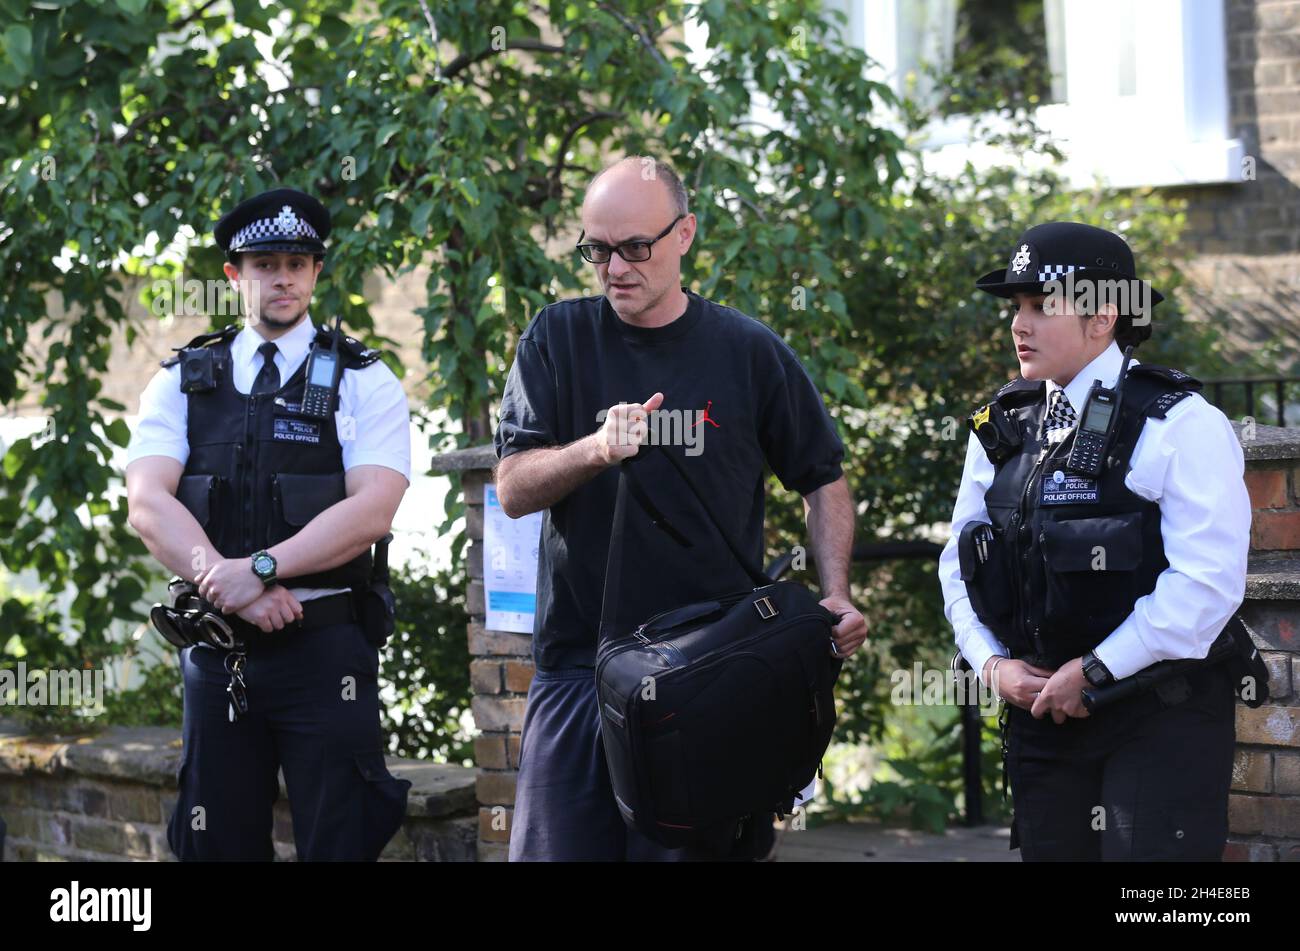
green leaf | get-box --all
[104,419,131,448]
[2,24,32,76]
[410,201,433,236]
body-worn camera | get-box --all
[179,347,219,393]
[969,402,1023,464]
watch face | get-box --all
[254,555,273,576]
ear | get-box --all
[222,260,240,286]
[677,212,697,256]
[1091,301,1119,339]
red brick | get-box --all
[504,660,535,694]
[466,621,532,657]
[469,659,503,695]
[1223,839,1278,862]
[462,471,492,499]
[507,733,522,769]
[476,770,517,806]
[1276,751,1300,794]
[465,504,484,540]
[1251,510,1300,550]
[1245,469,1289,509]
[1263,651,1293,700]
[1236,704,1300,747]
[478,805,512,842]
[470,695,527,732]
[473,735,508,770]
[1229,794,1265,835]
[1232,749,1272,792]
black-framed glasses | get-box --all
[576,214,685,264]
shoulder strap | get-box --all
[992,377,1045,409]
[598,445,771,647]
[159,324,238,368]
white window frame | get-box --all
[841,0,1245,188]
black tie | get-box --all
[252,341,280,396]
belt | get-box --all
[225,590,358,642]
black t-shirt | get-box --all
[493,289,845,669]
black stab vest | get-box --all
[959,365,1201,669]
[164,325,381,590]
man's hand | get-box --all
[985,656,1055,712]
[196,557,265,614]
[595,392,664,465]
[1031,655,1091,723]
[820,594,868,658]
[235,585,304,633]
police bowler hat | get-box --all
[215,187,330,260]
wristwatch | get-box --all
[1081,650,1114,688]
[251,550,278,586]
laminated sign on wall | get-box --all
[483,484,543,635]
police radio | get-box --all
[1065,346,1134,478]
[300,315,345,419]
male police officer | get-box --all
[939,221,1251,861]
[494,156,868,862]
[125,187,413,861]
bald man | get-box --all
[493,156,866,861]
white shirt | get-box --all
[127,315,412,602]
[938,341,1250,681]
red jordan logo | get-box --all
[692,400,720,429]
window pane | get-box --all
[942,0,1059,115]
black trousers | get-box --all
[168,619,410,861]
[1005,661,1235,861]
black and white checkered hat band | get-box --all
[1037,264,1076,282]
[231,208,321,249]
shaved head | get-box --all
[584,156,689,218]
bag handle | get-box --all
[598,445,772,647]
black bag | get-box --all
[595,446,843,850]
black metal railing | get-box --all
[1203,377,1300,428]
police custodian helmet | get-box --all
[975,221,1164,346]
[214,187,331,261]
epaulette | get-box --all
[991,376,1045,409]
[1125,365,1203,419]
[316,324,384,370]
[159,324,239,368]
[1125,364,1203,391]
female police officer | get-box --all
[938,221,1251,861]
[125,187,414,860]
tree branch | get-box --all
[596,3,668,68]
[171,0,222,32]
[549,110,620,191]
[442,39,569,80]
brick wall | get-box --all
[1179,0,1300,355]
[430,445,531,862]
[0,723,478,862]
[1229,424,1300,860]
